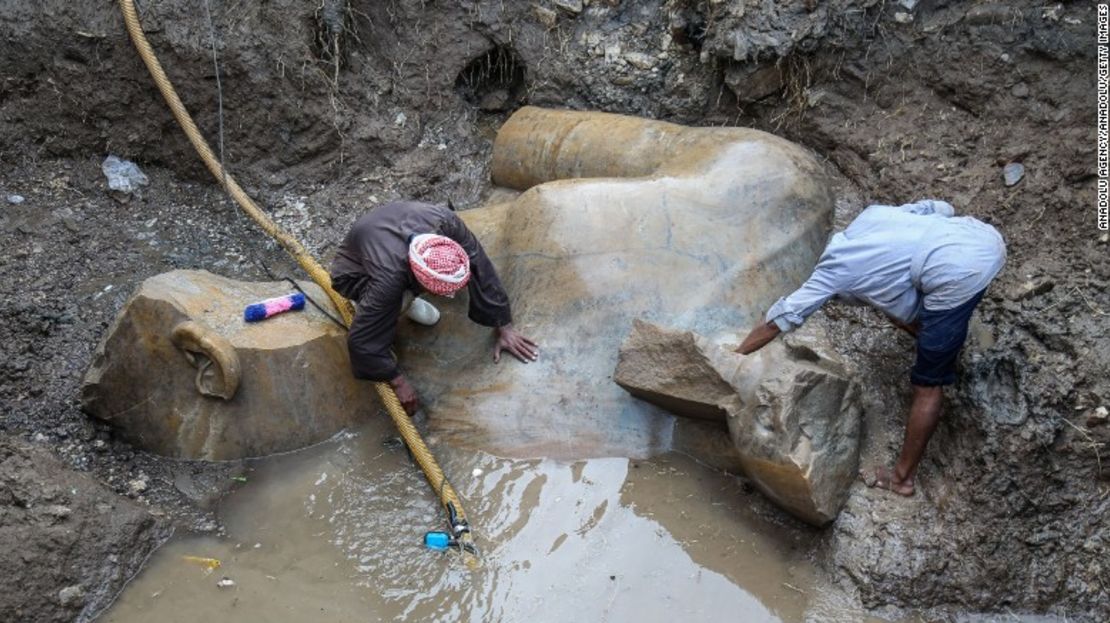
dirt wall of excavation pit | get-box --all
[1,0,1106,620]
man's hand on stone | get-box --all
[494,324,539,363]
[388,373,420,415]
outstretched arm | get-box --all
[736,320,781,354]
[740,264,842,353]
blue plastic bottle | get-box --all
[424,531,453,551]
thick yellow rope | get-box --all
[118,0,475,560]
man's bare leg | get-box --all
[865,384,943,496]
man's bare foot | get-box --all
[860,467,915,497]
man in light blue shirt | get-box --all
[736,199,1006,496]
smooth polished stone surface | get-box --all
[397,107,838,460]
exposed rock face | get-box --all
[397,107,838,460]
[614,320,861,525]
[82,270,374,460]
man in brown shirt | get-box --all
[330,200,538,414]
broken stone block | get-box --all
[82,270,374,460]
[721,331,862,526]
[614,319,738,422]
[613,320,861,526]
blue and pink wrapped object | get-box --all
[243,292,305,322]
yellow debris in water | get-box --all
[182,556,222,573]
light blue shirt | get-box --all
[767,200,1006,331]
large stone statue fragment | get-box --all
[614,319,739,422]
[82,270,373,460]
[615,320,861,525]
[395,106,839,459]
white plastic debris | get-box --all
[1002,162,1025,187]
[102,155,150,194]
[216,577,236,589]
[6,194,25,205]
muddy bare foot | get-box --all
[860,467,915,497]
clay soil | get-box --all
[1,1,1106,621]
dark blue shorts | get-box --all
[911,289,986,387]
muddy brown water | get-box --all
[98,413,1065,622]
[98,414,881,623]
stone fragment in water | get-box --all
[81,269,371,460]
[613,321,861,526]
[1003,162,1025,186]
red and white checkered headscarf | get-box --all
[408,234,470,297]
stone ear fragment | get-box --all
[170,320,241,400]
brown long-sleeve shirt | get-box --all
[329,200,513,381]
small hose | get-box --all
[117,0,477,563]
